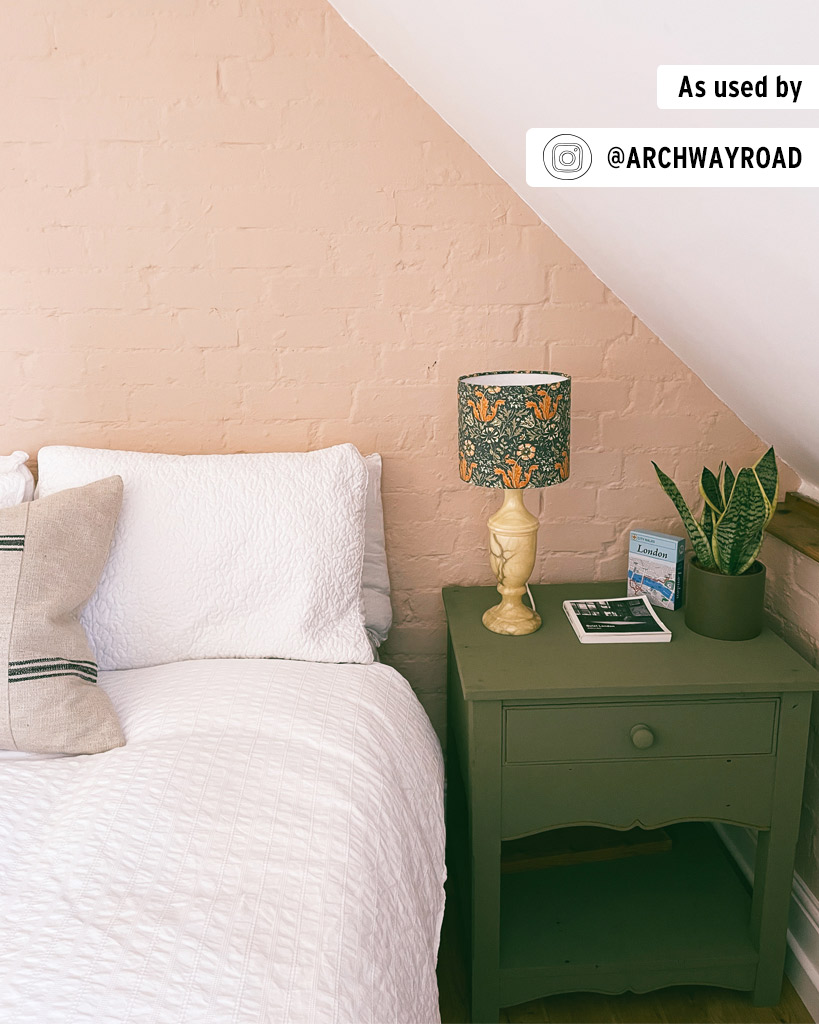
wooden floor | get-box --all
[437,884,813,1024]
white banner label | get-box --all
[526,129,819,187]
[657,65,819,110]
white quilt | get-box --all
[0,659,445,1023]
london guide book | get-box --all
[563,595,673,644]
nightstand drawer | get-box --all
[504,699,778,764]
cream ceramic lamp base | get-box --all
[482,489,541,635]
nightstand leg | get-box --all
[469,702,502,1024]
[751,828,797,1005]
[470,840,500,1023]
[751,693,811,1006]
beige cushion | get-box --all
[0,477,124,754]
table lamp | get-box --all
[458,370,571,635]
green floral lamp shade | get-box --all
[458,371,571,488]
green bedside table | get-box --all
[443,582,819,1024]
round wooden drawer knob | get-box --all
[630,724,655,749]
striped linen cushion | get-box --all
[0,476,125,754]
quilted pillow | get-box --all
[0,477,124,754]
[362,454,392,647]
[37,444,374,670]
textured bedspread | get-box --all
[0,659,445,1023]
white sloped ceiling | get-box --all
[327,0,819,493]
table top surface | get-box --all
[443,582,819,701]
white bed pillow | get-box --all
[37,444,374,670]
[6,450,393,648]
[0,451,35,509]
[362,454,392,647]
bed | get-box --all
[0,659,445,1023]
[0,445,446,1023]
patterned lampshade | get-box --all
[458,370,571,489]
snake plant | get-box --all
[652,447,778,575]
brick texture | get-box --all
[0,0,802,755]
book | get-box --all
[563,595,672,644]
[627,528,685,610]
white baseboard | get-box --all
[715,823,819,1022]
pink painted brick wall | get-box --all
[0,0,799,738]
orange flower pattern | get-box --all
[467,388,506,422]
[494,456,539,488]
[526,388,562,421]
[457,370,571,489]
[459,451,477,482]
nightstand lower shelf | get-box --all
[499,823,757,1006]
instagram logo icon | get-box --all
[543,134,592,180]
[553,143,582,172]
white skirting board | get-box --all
[715,823,819,1022]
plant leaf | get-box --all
[652,462,716,568]
[700,503,715,545]
[721,464,735,507]
[713,467,768,574]
[700,466,724,514]
[753,446,779,527]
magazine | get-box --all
[563,595,672,644]
[626,529,685,610]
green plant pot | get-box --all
[684,559,766,641]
